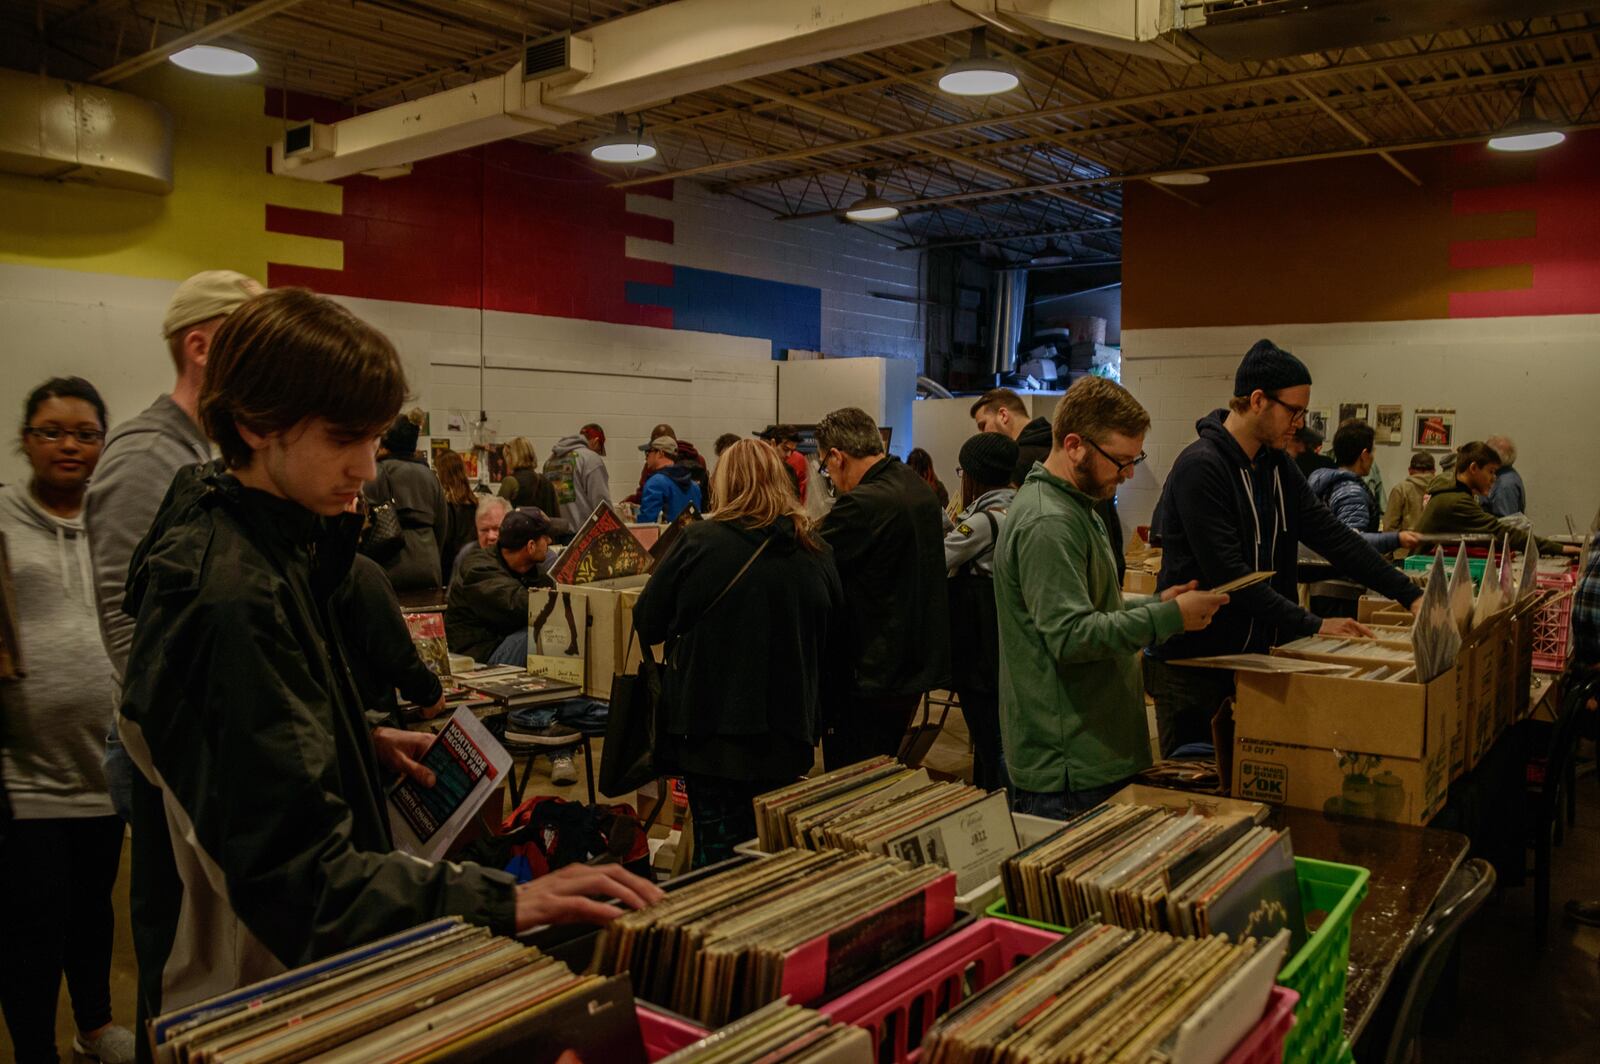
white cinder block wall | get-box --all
[1117,315,1600,536]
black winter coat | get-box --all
[446,545,554,662]
[1151,410,1421,659]
[498,466,558,515]
[363,454,448,592]
[821,457,952,699]
[633,516,843,781]
[333,554,443,724]
[1015,416,1125,582]
[118,466,513,1026]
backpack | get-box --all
[456,796,652,884]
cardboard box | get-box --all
[1123,569,1157,595]
[1357,595,1413,624]
[1231,665,1455,826]
[561,574,650,697]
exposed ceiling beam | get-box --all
[94,0,311,84]
[897,223,1122,251]
[49,0,130,33]
[1289,76,1421,186]
[609,22,1599,189]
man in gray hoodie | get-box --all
[544,428,613,529]
[84,269,262,819]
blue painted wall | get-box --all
[627,265,822,359]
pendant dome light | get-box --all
[1150,171,1210,186]
[938,27,1020,97]
[591,113,658,164]
[169,45,258,76]
[1487,86,1566,152]
[845,173,899,223]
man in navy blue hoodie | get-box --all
[1145,340,1423,755]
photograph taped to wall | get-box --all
[527,589,587,686]
[1375,405,1403,445]
[445,413,466,433]
[1414,409,1456,449]
[1305,408,1331,437]
[1338,402,1369,426]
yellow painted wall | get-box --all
[0,66,342,282]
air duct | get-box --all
[988,269,1028,376]
[0,69,174,194]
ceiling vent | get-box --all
[0,69,173,194]
[522,32,594,87]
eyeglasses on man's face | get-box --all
[1084,436,1146,475]
[1265,394,1309,425]
[26,426,105,445]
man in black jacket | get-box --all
[117,290,658,1051]
[446,508,558,664]
[816,407,951,769]
[972,387,1125,582]
[1145,339,1423,755]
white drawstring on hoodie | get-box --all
[1236,465,1289,651]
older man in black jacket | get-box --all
[816,407,951,769]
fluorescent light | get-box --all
[1487,93,1566,153]
[591,113,658,164]
[169,45,258,76]
[938,28,1019,97]
[1150,172,1210,186]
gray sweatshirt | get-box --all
[0,483,117,817]
[84,393,212,685]
[543,434,614,530]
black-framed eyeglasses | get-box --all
[25,426,105,444]
[1085,437,1146,474]
[1265,394,1309,424]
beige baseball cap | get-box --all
[162,270,264,337]
[639,435,679,458]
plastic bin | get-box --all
[638,1003,709,1060]
[987,856,1369,1064]
[1222,985,1300,1064]
[1531,571,1576,672]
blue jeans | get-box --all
[103,729,134,823]
[487,630,528,666]
[1011,778,1131,820]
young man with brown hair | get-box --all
[994,378,1228,816]
[971,386,1125,581]
[1416,441,1575,557]
[1146,340,1424,756]
[116,289,658,1048]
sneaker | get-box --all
[550,751,579,786]
[75,1025,136,1064]
[503,722,581,747]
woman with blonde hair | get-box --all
[633,439,844,866]
[497,436,558,514]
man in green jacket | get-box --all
[1416,440,1578,558]
[995,377,1229,817]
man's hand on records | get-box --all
[1398,531,1422,551]
[372,727,437,788]
[1320,617,1375,638]
[1409,597,1423,616]
[1169,582,1229,631]
[515,863,665,929]
[417,694,446,720]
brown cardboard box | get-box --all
[1357,595,1414,624]
[1231,665,1455,825]
[1123,569,1157,595]
[562,574,650,697]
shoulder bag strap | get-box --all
[628,535,771,665]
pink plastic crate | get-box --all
[638,1003,710,1061]
[1533,571,1577,672]
[819,918,1299,1064]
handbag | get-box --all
[600,536,770,795]
[360,498,405,561]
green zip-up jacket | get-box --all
[995,463,1184,794]
[1415,481,1565,555]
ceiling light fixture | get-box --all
[938,27,1020,96]
[1487,89,1566,152]
[1150,171,1210,186]
[590,113,658,164]
[169,44,258,76]
[845,177,899,223]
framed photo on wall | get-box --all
[1414,409,1455,449]
[1337,402,1369,426]
[1306,408,1331,438]
[1375,405,1403,445]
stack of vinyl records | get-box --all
[594,849,956,1027]
[921,921,1289,1064]
[147,917,646,1063]
[1001,804,1305,951]
[752,757,1018,893]
[657,1001,871,1063]
[461,669,581,710]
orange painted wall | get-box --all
[1123,131,1600,329]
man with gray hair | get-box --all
[86,269,263,824]
[815,407,950,768]
[1483,434,1526,517]
[450,494,512,581]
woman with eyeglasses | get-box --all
[632,439,844,867]
[0,377,137,1063]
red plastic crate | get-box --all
[818,917,1297,1064]
[638,1003,709,1060]
[1532,571,1577,672]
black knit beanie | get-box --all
[960,432,1020,488]
[1234,339,1312,397]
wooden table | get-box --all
[1272,806,1470,1043]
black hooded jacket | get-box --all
[1151,410,1421,659]
[117,465,514,1028]
[633,515,844,781]
[1015,415,1125,582]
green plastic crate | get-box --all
[1403,553,1486,584]
[986,856,1369,1064]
